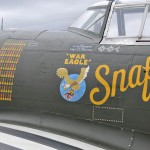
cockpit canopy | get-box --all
[70,0,110,35]
[70,8,106,34]
[116,0,149,4]
[70,0,150,40]
[108,0,150,38]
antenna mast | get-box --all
[1,18,3,30]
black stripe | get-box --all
[0,142,21,150]
[0,126,83,150]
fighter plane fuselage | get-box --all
[0,0,150,149]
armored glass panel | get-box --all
[71,8,106,34]
[107,7,144,37]
[142,7,150,37]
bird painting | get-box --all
[56,66,90,91]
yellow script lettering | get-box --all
[64,59,69,64]
[128,65,144,88]
[70,54,76,59]
[111,69,128,97]
[90,65,110,105]
[69,59,74,64]
[142,57,150,102]
[90,57,150,106]
[81,54,85,59]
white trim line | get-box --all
[0,123,105,150]
[0,132,57,150]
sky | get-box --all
[0,0,102,31]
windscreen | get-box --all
[107,7,145,37]
[142,7,150,37]
[70,8,106,34]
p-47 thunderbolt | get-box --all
[0,0,150,149]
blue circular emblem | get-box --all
[60,74,86,102]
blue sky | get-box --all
[0,0,101,31]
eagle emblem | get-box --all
[56,66,90,102]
